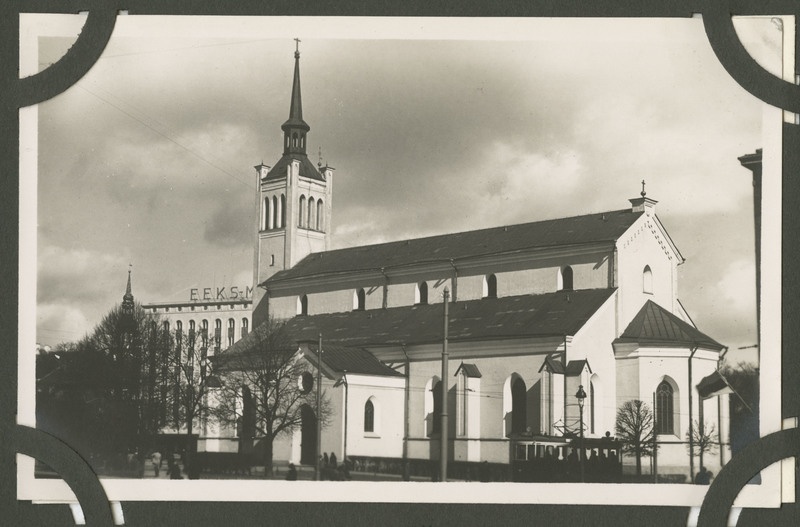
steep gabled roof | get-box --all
[615,300,724,351]
[282,288,615,347]
[538,356,565,374]
[455,363,482,378]
[266,209,643,284]
[565,359,591,376]
[305,344,401,377]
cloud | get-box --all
[37,303,93,344]
[717,259,758,315]
[37,244,129,305]
[203,195,252,248]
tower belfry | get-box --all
[252,42,335,323]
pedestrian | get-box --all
[286,463,297,481]
[329,452,337,468]
[150,450,162,478]
[323,452,329,467]
[169,462,183,480]
[695,466,710,485]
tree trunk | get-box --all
[635,442,642,475]
[263,438,274,478]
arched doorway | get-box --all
[300,404,317,465]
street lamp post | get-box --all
[575,384,587,483]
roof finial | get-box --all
[318,146,323,168]
[294,37,301,59]
[640,179,646,197]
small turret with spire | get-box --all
[121,265,135,323]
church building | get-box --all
[218,46,731,481]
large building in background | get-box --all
[215,46,732,481]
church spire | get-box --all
[281,39,310,155]
[122,266,135,317]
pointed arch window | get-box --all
[511,377,527,435]
[299,195,306,228]
[364,399,375,433]
[308,197,316,230]
[272,196,279,230]
[456,368,468,437]
[263,197,270,230]
[559,266,574,291]
[354,288,366,311]
[298,294,308,316]
[431,380,442,435]
[316,199,324,231]
[484,274,497,298]
[643,265,653,294]
[416,282,428,305]
[656,380,676,435]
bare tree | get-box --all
[686,419,718,470]
[615,399,656,475]
[37,303,172,472]
[211,318,331,477]
[84,303,171,446]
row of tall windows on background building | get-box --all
[166,318,250,349]
[298,195,324,231]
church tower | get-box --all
[252,42,334,313]
[121,267,136,334]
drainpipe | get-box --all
[342,370,348,466]
[688,345,698,481]
[316,334,322,481]
[401,344,410,481]
[440,288,450,482]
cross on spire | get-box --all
[294,38,301,58]
[640,180,646,197]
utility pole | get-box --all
[652,391,658,484]
[316,333,322,481]
[440,287,450,482]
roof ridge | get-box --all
[303,208,636,258]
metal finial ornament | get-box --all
[641,180,646,197]
[294,38,301,58]
[318,146,323,168]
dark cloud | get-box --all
[34,21,768,355]
[203,192,252,248]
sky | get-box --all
[31,16,782,365]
